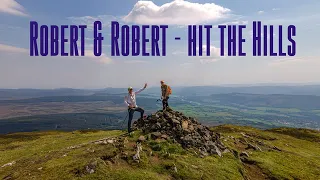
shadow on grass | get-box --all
[267,128,320,142]
[0,132,46,145]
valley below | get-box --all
[1,87,320,179]
[1,86,320,134]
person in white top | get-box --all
[124,83,147,133]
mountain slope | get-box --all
[1,114,320,179]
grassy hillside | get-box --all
[1,126,320,180]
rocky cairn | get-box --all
[132,108,227,157]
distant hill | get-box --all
[174,85,320,96]
[0,88,96,100]
[209,93,320,110]
[1,91,320,133]
[2,85,320,100]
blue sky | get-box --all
[0,0,319,88]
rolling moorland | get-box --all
[1,85,320,134]
[1,119,320,179]
[1,86,320,179]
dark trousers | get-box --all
[128,107,144,133]
[162,96,169,110]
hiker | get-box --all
[160,80,172,110]
[124,83,147,133]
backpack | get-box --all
[167,85,172,95]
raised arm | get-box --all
[135,83,147,94]
[135,87,145,94]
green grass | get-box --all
[0,130,123,166]
[0,129,243,180]
[255,107,301,113]
[267,127,320,142]
[174,104,320,130]
[212,125,320,180]
[1,125,320,179]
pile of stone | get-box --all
[132,108,227,157]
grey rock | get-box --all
[133,109,227,157]
[188,125,194,131]
[173,164,178,173]
[204,135,210,141]
[247,143,262,151]
[107,139,114,144]
[3,175,12,180]
[138,136,146,142]
[86,161,97,174]
[240,151,249,157]
[223,149,230,153]
[151,132,162,140]
[241,132,250,138]
[199,147,208,157]
[161,134,169,139]
[1,161,16,168]
[211,144,222,157]
[273,146,282,151]
[183,128,191,134]
[172,119,180,125]
[151,122,161,130]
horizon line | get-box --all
[2,83,320,90]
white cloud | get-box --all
[199,46,223,63]
[85,43,110,49]
[121,60,149,64]
[258,11,264,14]
[172,50,186,55]
[67,15,119,30]
[173,45,222,63]
[83,50,112,64]
[214,20,248,28]
[0,0,28,17]
[223,20,248,25]
[205,46,221,58]
[123,0,231,25]
[0,43,112,64]
[268,56,318,67]
[0,44,28,53]
[272,8,280,11]
[249,30,275,40]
